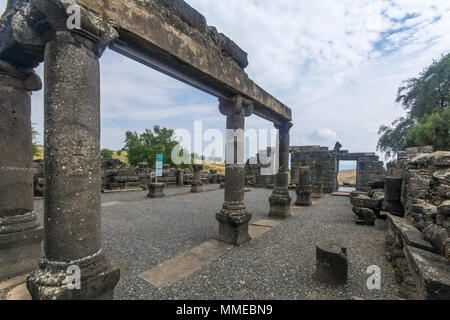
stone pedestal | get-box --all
[176,169,184,187]
[315,242,348,285]
[26,26,120,300]
[312,182,324,198]
[216,97,253,246]
[269,122,293,218]
[295,167,312,206]
[148,183,165,198]
[0,61,43,281]
[191,164,204,193]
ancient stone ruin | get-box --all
[0,0,292,300]
[290,143,385,194]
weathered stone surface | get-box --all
[369,180,385,189]
[0,59,42,281]
[350,194,382,210]
[191,164,204,193]
[295,167,312,206]
[315,242,348,285]
[0,0,43,68]
[430,152,450,167]
[148,182,165,198]
[216,97,252,246]
[269,122,292,218]
[422,224,448,255]
[353,207,377,226]
[438,200,450,217]
[388,214,434,252]
[176,169,184,186]
[404,246,450,300]
[26,26,119,299]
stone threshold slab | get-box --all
[139,218,281,288]
[138,240,233,288]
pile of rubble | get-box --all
[350,182,386,226]
[102,159,142,191]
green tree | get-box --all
[101,148,114,159]
[123,126,189,168]
[378,54,450,157]
[31,124,39,157]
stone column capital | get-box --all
[275,121,293,133]
[219,95,254,118]
[0,60,42,91]
[11,0,119,59]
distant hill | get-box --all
[338,169,356,186]
[33,145,44,160]
[34,147,225,174]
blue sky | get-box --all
[1,0,449,162]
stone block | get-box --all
[315,242,348,285]
[438,200,450,217]
[422,224,448,255]
[147,183,165,198]
[387,214,434,253]
[404,246,450,300]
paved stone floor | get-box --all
[2,186,403,300]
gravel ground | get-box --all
[93,188,402,300]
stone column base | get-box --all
[269,188,292,218]
[216,206,252,246]
[295,188,312,207]
[0,226,43,281]
[148,183,165,198]
[191,182,204,193]
[26,251,120,300]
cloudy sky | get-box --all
[1,0,449,163]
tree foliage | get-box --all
[101,148,114,159]
[31,124,39,157]
[123,126,190,168]
[377,54,450,157]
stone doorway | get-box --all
[337,160,357,192]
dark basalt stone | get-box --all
[315,242,348,285]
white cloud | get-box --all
[308,129,338,144]
[2,0,449,157]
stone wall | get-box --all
[245,149,275,188]
[387,147,450,260]
[356,157,385,191]
[291,145,385,193]
[290,146,336,194]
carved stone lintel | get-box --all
[0,0,43,68]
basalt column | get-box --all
[26,29,120,299]
[216,96,253,246]
[191,164,204,193]
[295,166,312,206]
[0,61,43,281]
[269,122,293,218]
